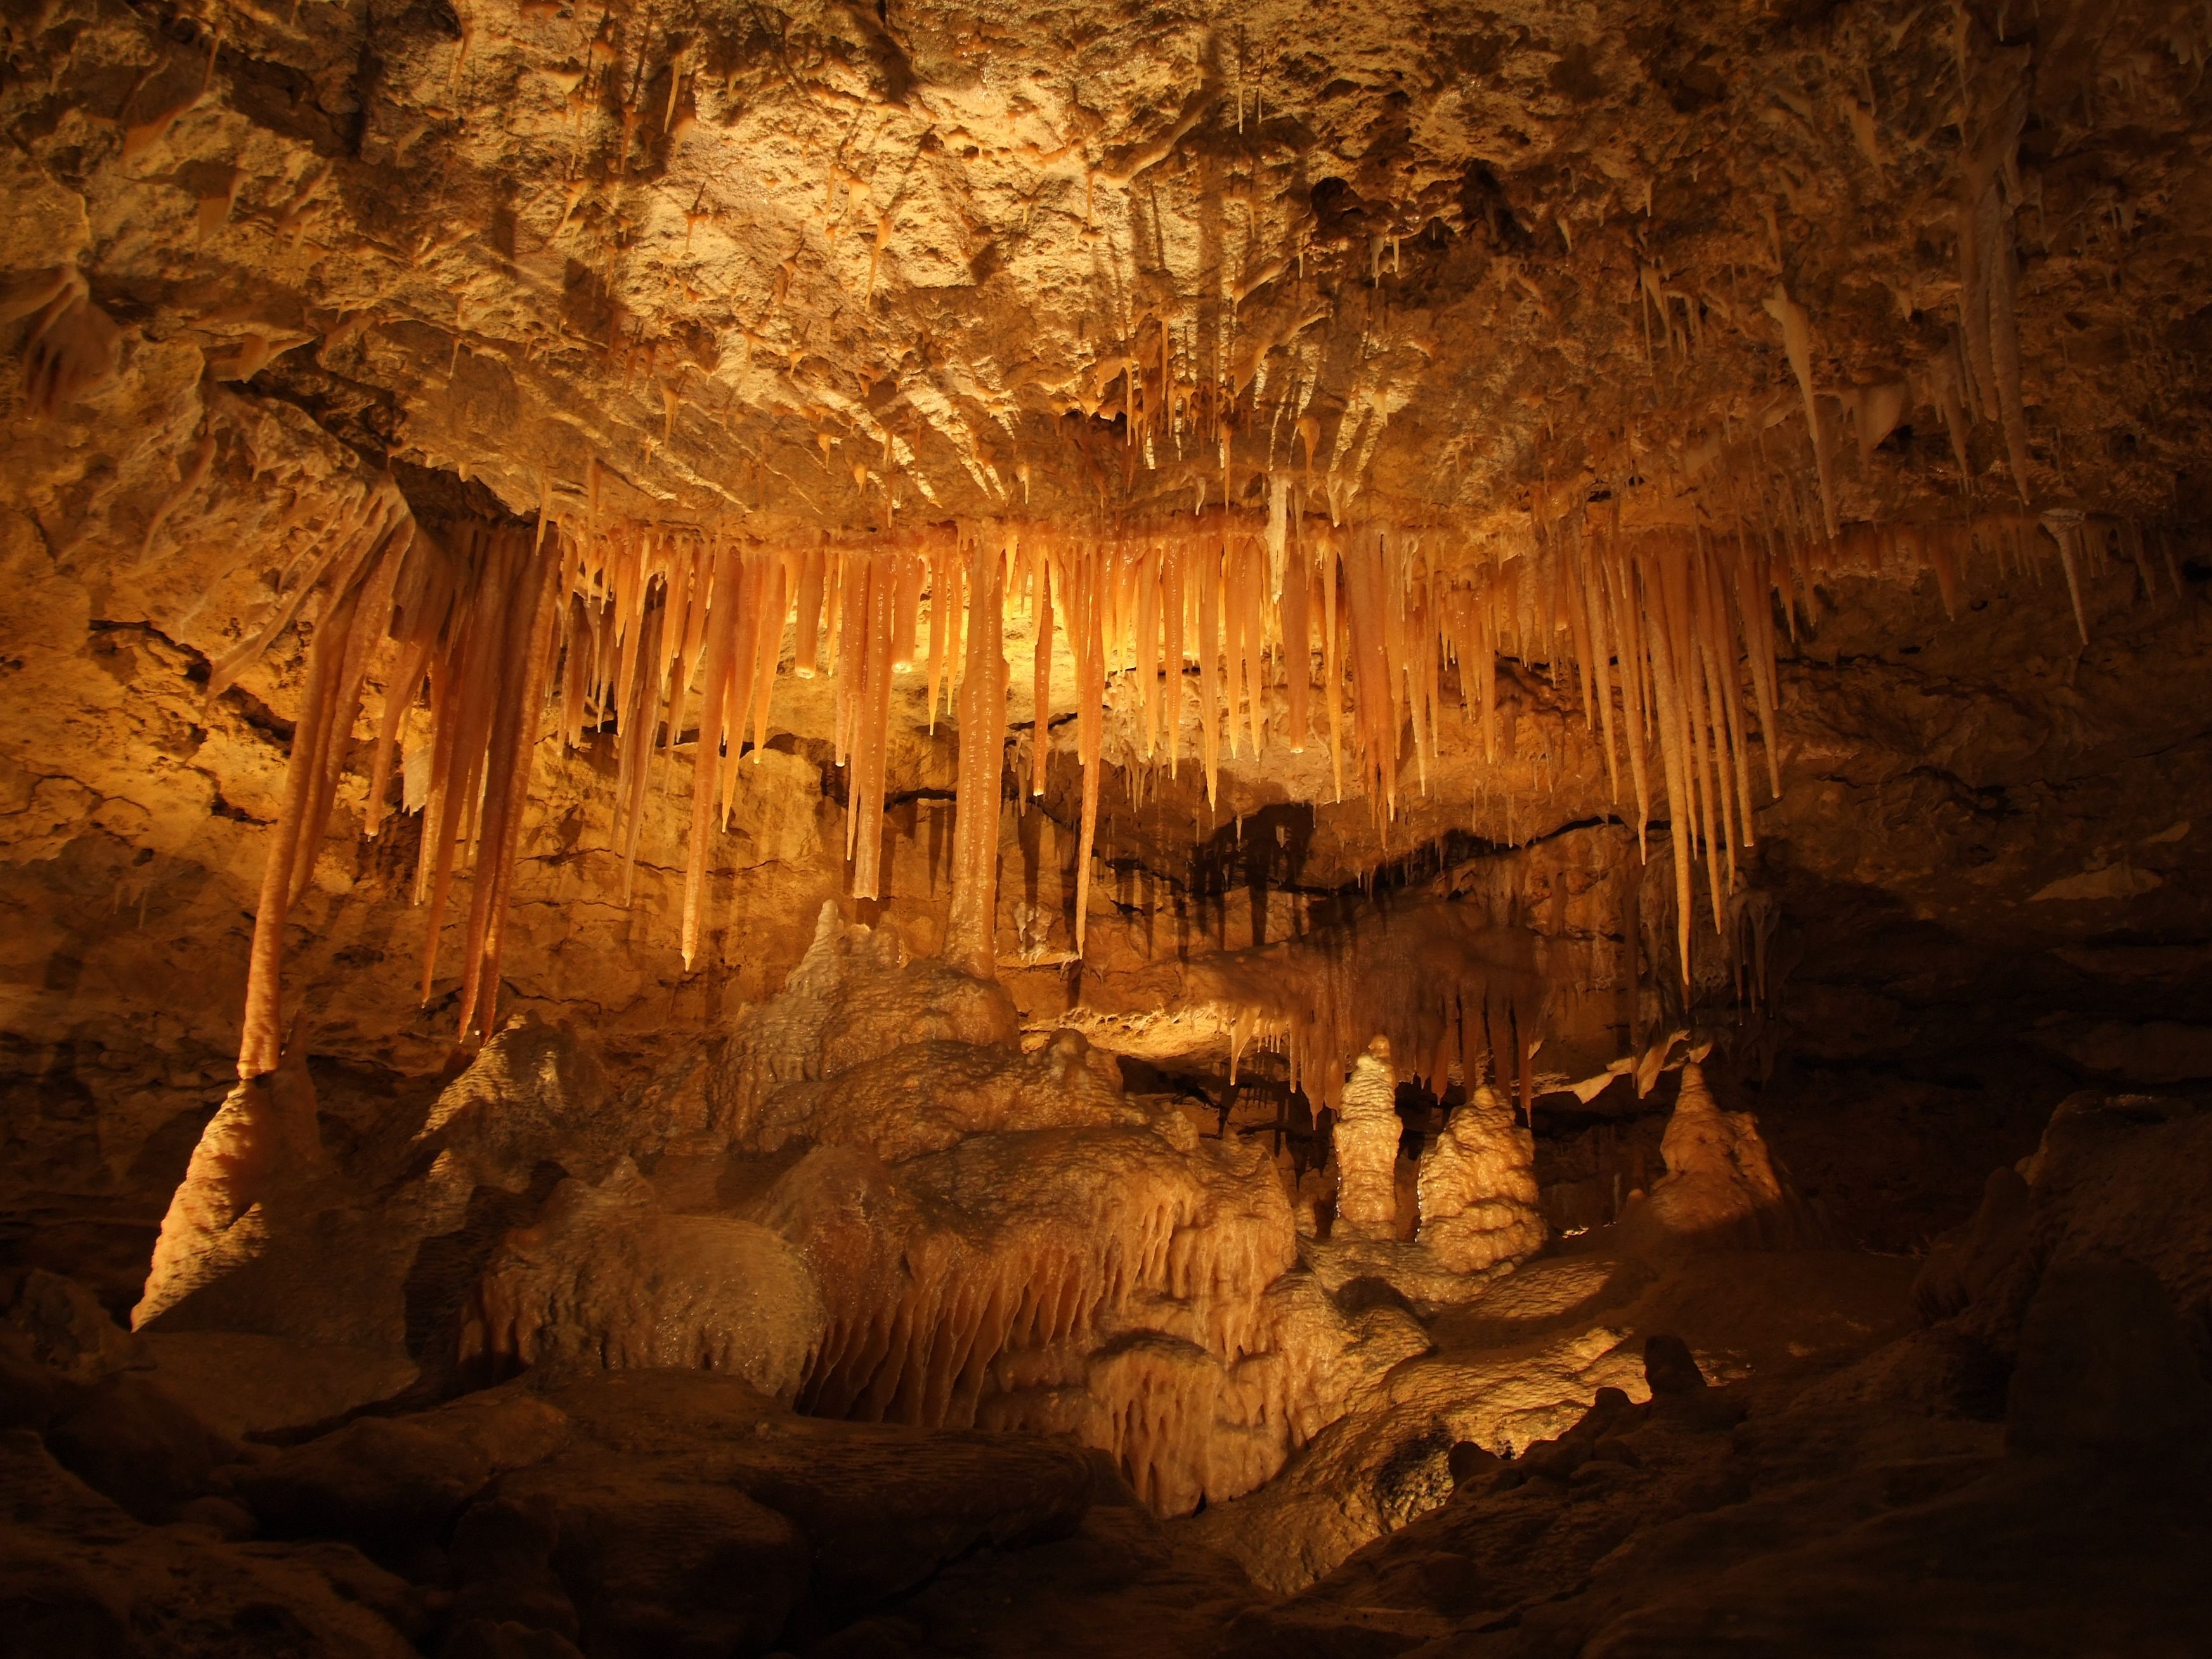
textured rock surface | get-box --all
[1247,1087,2212,1652]
[1330,1040,1403,1240]
[3,1287,1137,1659]
[1416,1084,1545,1273]
[3,1082,2207,1654]
[126,906,1379,1513]
[1620,1062,1827,1252]
[469,1162,825,1398]
[3,0,2212,1649]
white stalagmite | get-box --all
[1330,1038,1402,1240]
[1417,1084,1546,1273]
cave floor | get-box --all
[8,1207,2212,1658]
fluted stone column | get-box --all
[1332,1037,1402,1240]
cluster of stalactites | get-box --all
[1193,902,1549,1119]
[221,490,563,1078]
[409,493,2155,1007]
[540,517,1027,961]
[229,465,2163,1081]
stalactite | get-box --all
[453,531,562,1050]
[234,510,412,1077]
[945,534,1008,979]
[849,554,896,899]
[1958,26,2035,501]
[892,549,923,668]
[1639,546,1698,984]
[214,462,2137,1064]
[1031,542,1053,797]
[749,554,788,757]
[1196,528,1221,806]
[1578,532,1620,804]
[610,578,667,904]
[1764,285,1838,539]
[1071,546,1106,953]
[1322,531,1344,802]
[8,267,122,416]
[794,540,826,675]
[1341,529,1396,829]
[680,545,741,968]
[1162,540,1185,778]
[1603,522,1654,855]
[1135,543,1161,759]
[1238,531,1267,757]
[1280,507,1311,752]
[1221,533,1247,763]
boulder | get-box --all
[2007,1259,2212,1458]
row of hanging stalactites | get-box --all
[530,490,2167,984]
[216,468,2166,1088]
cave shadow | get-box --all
[1185,802,1315,947]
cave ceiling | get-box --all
[15,0,2206,534]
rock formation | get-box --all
[1623,1061,1828,1252]
[127,901,1407,1518]
[1328,1039,1402,1241]
[3,0,2211,1649]
[1417,1084,1546,1273]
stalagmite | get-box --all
[1416,1083,1546,1273]
[1330,1039,1402,1240]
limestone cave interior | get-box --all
[5,0,2212,1651]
